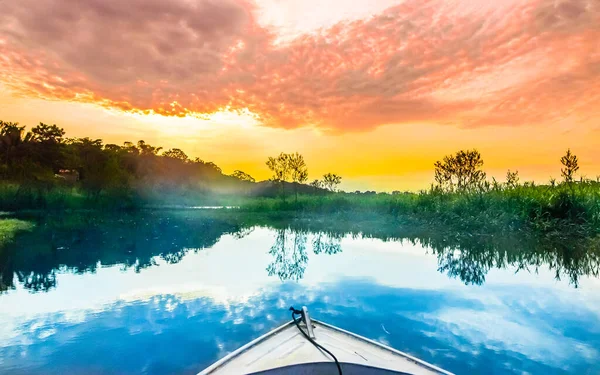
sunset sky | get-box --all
[1,0,599,191]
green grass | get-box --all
[2,180,599,239]
[0,218,34,245]
[0,183,241,211]
[237,182,600,236]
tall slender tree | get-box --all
[561,149,579,183]
[322,173,342,192]
[266,153,291,201]
[288,152,308,203]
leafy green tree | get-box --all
[288,152,308,203]
[265,152,310,202]
[30,123,65,143]
[0,118,275,207]
[123,141,140,155]
[266,153,292,201]
[231,170,255,182]
[322,173,342,192]
[561,149,579,183]
[163,148,188,162]
[24,123,67,178]
[0,121,26,168]
[434,149,486,192]
[266,153,291,181]
[104,144,123,153]
[310,179,322,192]
[205,161,222,174]
[65,137,128,195]
[137,140,162,156]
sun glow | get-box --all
[0,0,599,190]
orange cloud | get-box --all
[0,0,598,131]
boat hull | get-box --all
[198,319,453,375]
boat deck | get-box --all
[199,320,452,375]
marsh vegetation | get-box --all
[1,119,599,259]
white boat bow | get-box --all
[199,307,454,375]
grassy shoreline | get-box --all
[4,205,599,290]
[236,182,600,235]
[2,180,599,239]
[0,218,35,247]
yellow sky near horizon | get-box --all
[1,0,599,191]
[2,88,598,191]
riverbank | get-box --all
[2,180,599,238]
[237,182,600,236]
[0,183,249,211]
[0,218,34,247]
[3,207,599,290]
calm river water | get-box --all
[0,211,599,374]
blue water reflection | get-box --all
[0,214,599,374]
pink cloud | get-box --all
[0,0,599,130]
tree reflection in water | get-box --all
[415,230,600,287]
[266,225,600,286]
[266,229,308,281]
[266,229,344,281]
[0,211,243,293]
[312,232,343,255]
[1,212,599,292]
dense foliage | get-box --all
[1,209,598,294]
[239,182,599,233]
[241,148,600,239]
[2,119,599,240]
[0,120,258,209]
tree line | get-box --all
[265,152,341,202]
[432,148,584,193]
[0,120,343,204]
[0,119,591,207]
[0,120,250,197]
